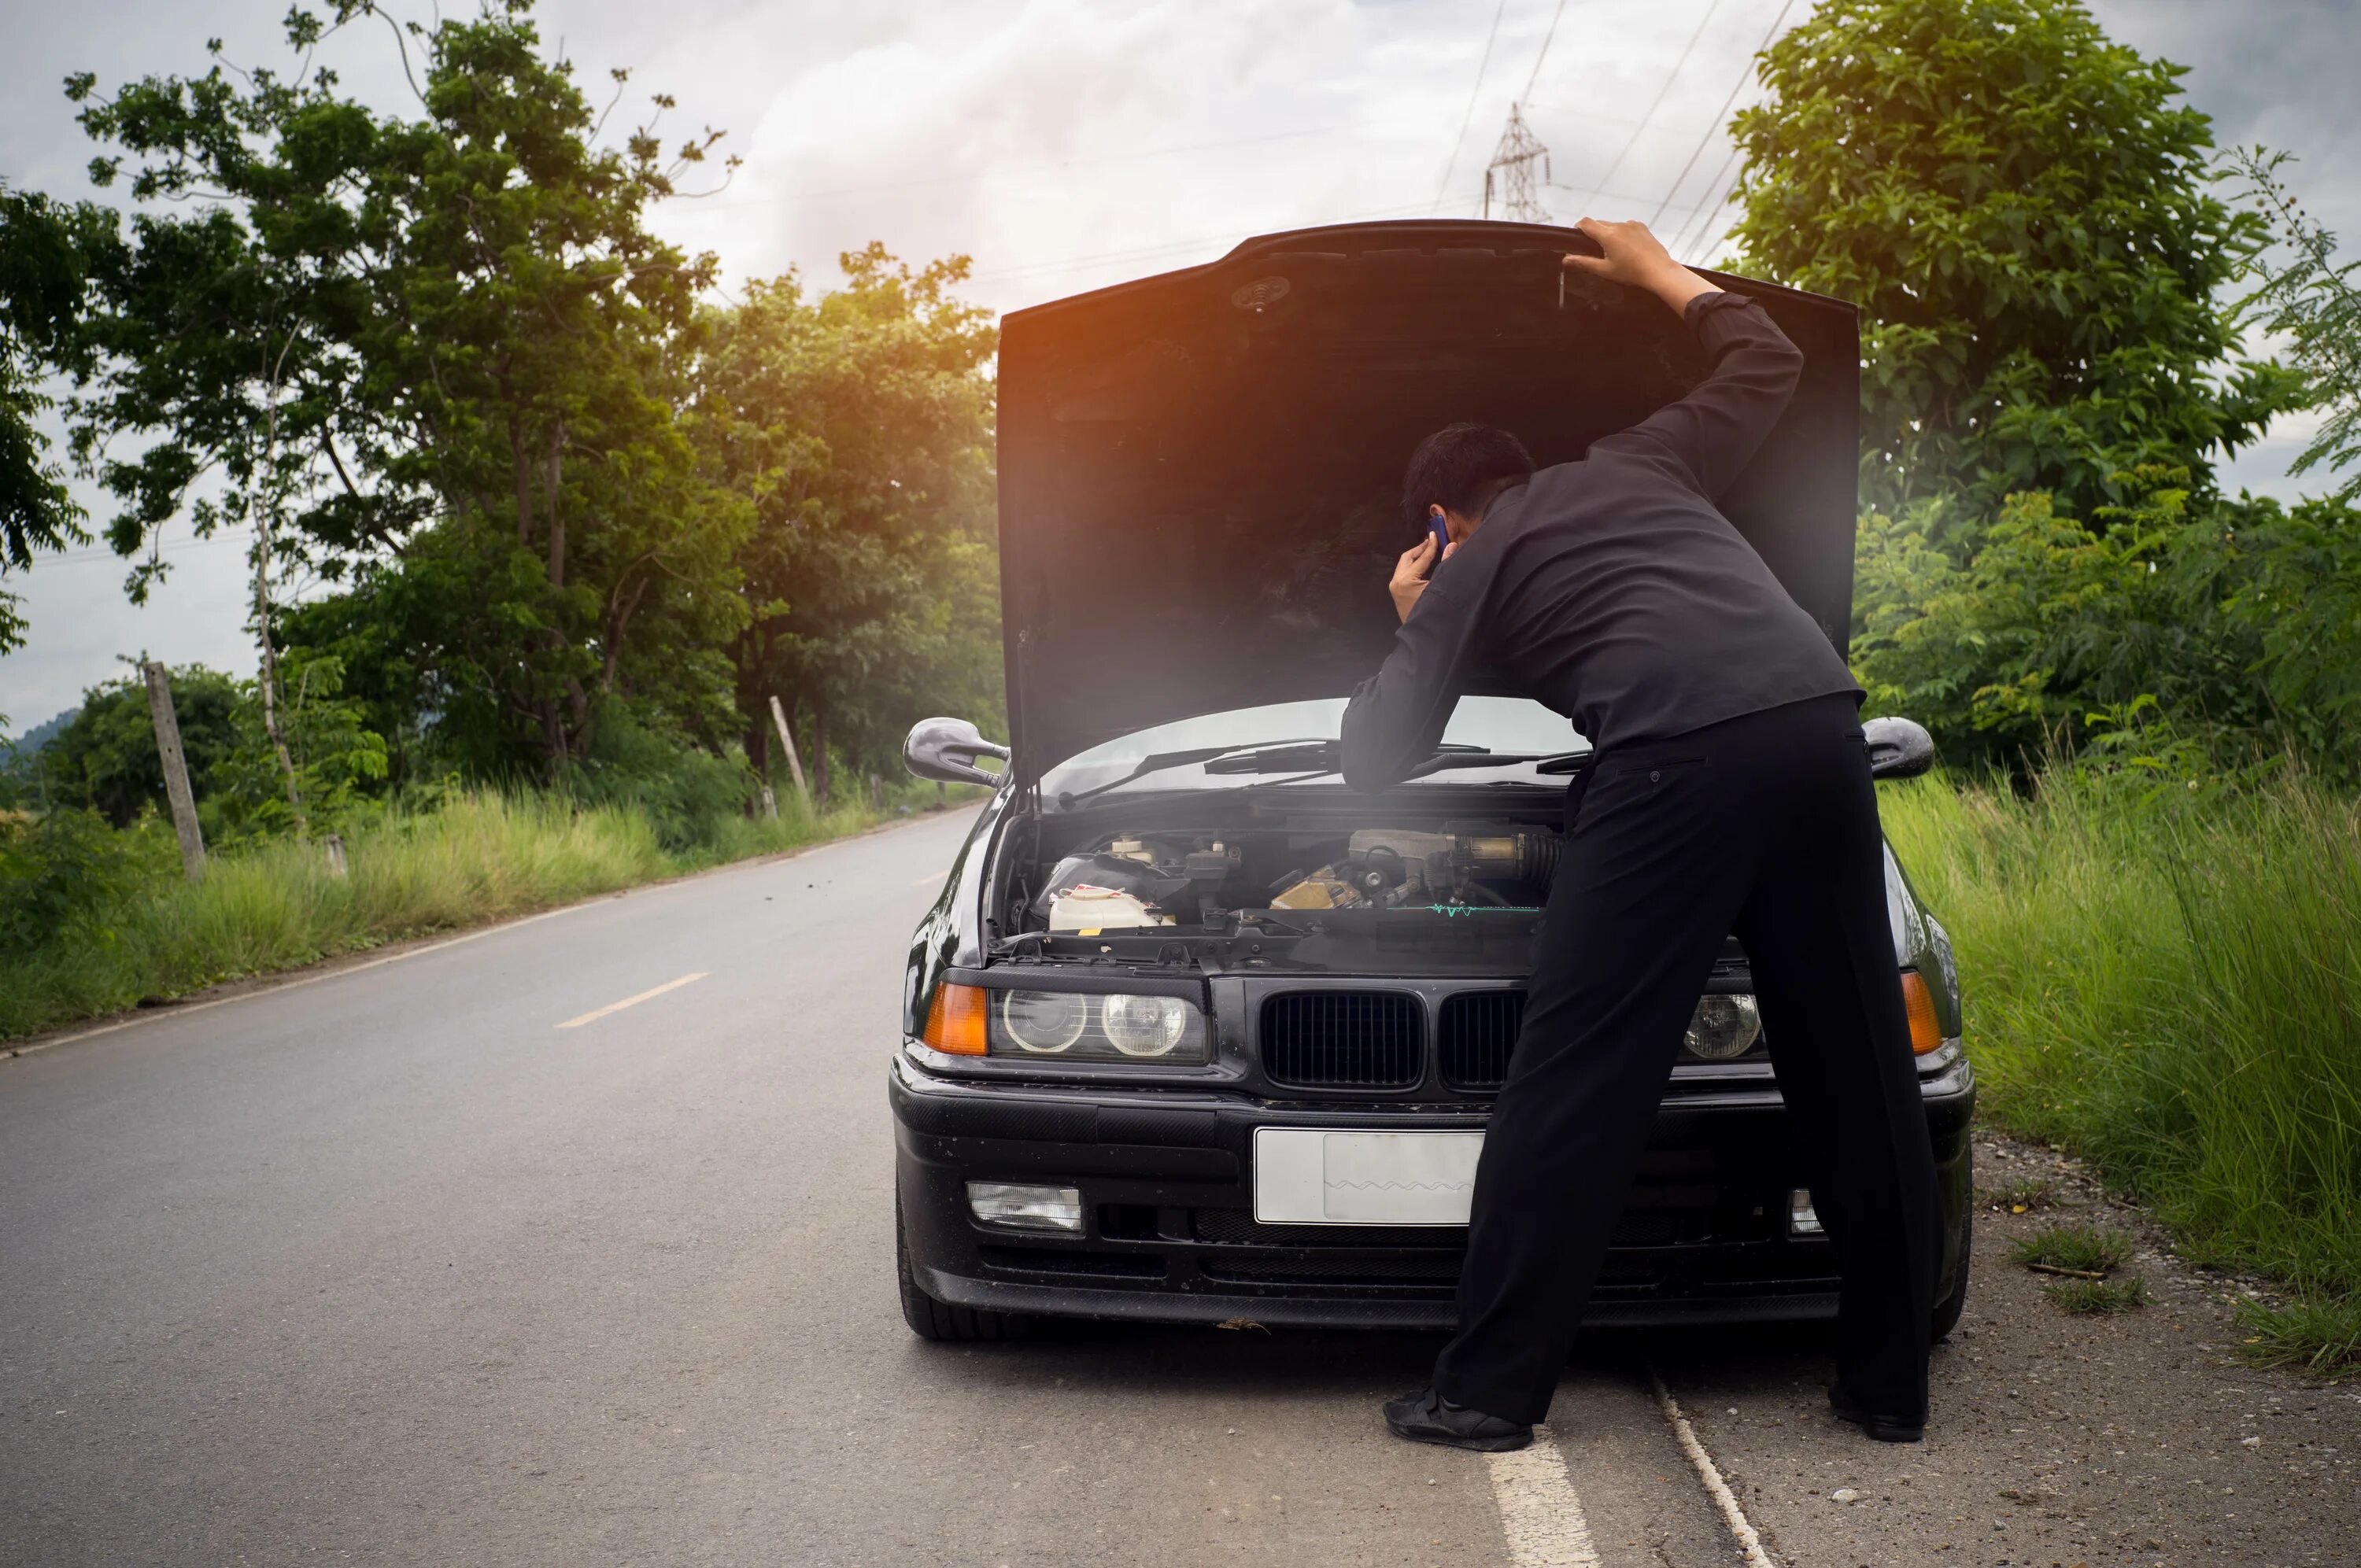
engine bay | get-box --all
[992,810,1565,976]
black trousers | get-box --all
[1432,692,1941,1426]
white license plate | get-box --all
[1252,1128,1485,1225]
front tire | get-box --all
[896,1193,1033,1342]
[1930,1205,1971,1343]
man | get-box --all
[1341,217,1940,1452]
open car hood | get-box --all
[996,220,1860,783]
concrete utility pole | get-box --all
[141,662,207,882]
[1483,104,1552,223]
[767,695,811,810]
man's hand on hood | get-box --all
[1564,217,1723,316]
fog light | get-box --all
[966,1181,1083,1233]
[1789,1188,1824,1237]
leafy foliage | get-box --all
[34,666,247,828]
[1730,0,2300,525]
[696,245,1003,795]
[0,185,109,658]
[61,0,750,773]
[2227,146,2361,506]
[0,806,171,956]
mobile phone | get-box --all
[1426,514,1450,566]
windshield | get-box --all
[1037,697,1587,802]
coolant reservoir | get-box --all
[1048,885,1173,932]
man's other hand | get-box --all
[1563,217,1721,315]
[1389,533,1455,623]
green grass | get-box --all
[1976,1174,2064,1212]
[0,784,959,1042]
[2012,1223,2137,1275]
[1883,766,2361,1374]
[2237,1293,2361,1376]
[2043,1276,2151,1315]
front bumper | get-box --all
[891,1050,1976,1331]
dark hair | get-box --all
[1399,423,1535,530]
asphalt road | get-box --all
[4,806,2355,1566]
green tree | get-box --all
[1729,0,2300,526]
[2229,146,2361,506]
[696,246,1000,798]
[0,186,110,662]
[35,665,246,827]
[61,1,746,779]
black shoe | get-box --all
[1827,1382,1926,1443]
[1383,1387,1534,1452]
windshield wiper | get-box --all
[1062,739,1594,802]
[1059,737,1337,803]
[1209,741,1587,784]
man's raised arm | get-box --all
[1565,217,1803,502]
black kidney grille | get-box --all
[1260,992,1423,1088]
[1439,991,1526,1090]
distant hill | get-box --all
[4,706,79,759]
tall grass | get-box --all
[1882,767,2361,1371]
[0,784,955,1042]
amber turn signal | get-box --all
[1900,970,1943,1055]
[924,982,989,1055]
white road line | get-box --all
[556,972,710,1030]
[1485,1424,1602,1568]
[1648,1367,1779,1568]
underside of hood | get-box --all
[996,220,1860,781]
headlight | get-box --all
[985,988,1210,1064]
[999,990,1088,1053]
[1685,993,1761,1060]
[1102,992,1192,1057]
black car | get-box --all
[890,219,1974,1344]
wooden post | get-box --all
[767,695,811,808]
[141,661,207,882]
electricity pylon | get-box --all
[1482,104,1551,223]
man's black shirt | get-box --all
[1340,290,1861,789]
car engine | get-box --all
[1024,824,1561,933]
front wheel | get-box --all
[1930,1205,1972,1343]
[896,1194,1033,1342]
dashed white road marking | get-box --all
[1485,1423,1602,1568]
[556,972,710,1030]
[1649,1367,1779,1568]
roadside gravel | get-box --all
[1652,1134,2359,1568]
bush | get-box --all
[0,806,172,954]
[561,706,761,855]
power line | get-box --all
[38,530,249,567]
[1549,0,1724,216]
[1432,0,1512,215]
[1519,0,1574,103]
[1668,122,1751,258]
[1647,0,1798,229]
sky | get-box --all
[3,0,2356,730]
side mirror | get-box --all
[1864,716,1936,781]
[903,716,1009,788]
